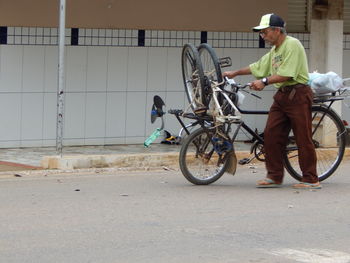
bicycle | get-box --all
[176,43,349,185]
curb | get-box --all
[42,151,252,170]
[41,148,350,170]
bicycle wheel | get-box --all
[181,43,206,110]
[283,105,346,181]
[179,127,232,185]
[198,43,224,111]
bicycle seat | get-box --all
[168,109,183,115]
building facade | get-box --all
[0,0,349,147]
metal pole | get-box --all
[56,0,66,155]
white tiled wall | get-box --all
[0,46,23,93]
[0,44,270,147]
[342,50,350,123]
[0,43,348,148]
[0,94,21,145]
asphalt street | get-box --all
[1,161,350,263]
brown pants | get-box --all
[264,85,318,184]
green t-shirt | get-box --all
[249,36,309,88]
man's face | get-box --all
[259,27,280,46]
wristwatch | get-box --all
[261,77,269,86]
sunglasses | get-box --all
[259,28,273,37]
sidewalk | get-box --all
[0,143,251,172]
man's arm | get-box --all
[222,66,251,79]
[223,66,292,91]
[251,75,292,91]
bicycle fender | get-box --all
[226,151,237,175]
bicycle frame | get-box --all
[173,79,345,155]
[172,80,348,183]
[206,83,268,146]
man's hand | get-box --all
[222,71,237,79]
[250,79,265,91]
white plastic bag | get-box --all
[237,91,245,106]
[308,71,343,95]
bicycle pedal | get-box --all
[239,158,251,165]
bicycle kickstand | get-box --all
[238,155,256,165]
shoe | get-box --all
[293,182,322,189]
[256,178,282,188]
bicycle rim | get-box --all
[179,128,230,185]
[284,105,346,181]
[181,43,206,109]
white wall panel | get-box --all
[125,92,146,136]
[105,92,127,138]
[222,48,241,69]
[104,137,126,145]
[22,46,45,92]
[43,93,56,140]
[147,48,167,92]
[0,94,21,141]
[166,48,182,92]
[0,46,23,93]
[85,93,106,138]
[87,47,108,92]
[44,46,58,92]
[66,46,87,92]
[21,93,43,140]
[222,48,244,82]
[64,93,85,139]
[214,47,224,59]
[63,138,85,146]
[258,48,269,58]
[107,47,128,92]
[343,50,350,78]
[124,136,145,144]
[127,48,148,92]
[342,50,350,123]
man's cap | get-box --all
[252,14,285,32]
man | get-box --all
[223,13,321,189]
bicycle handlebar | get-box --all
[224,77,261,99]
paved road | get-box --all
[1,161,350,263]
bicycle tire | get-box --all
[198,43,224,107]
[179,127,232,185]
[283,105,346,182]
[181,43,206,110]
